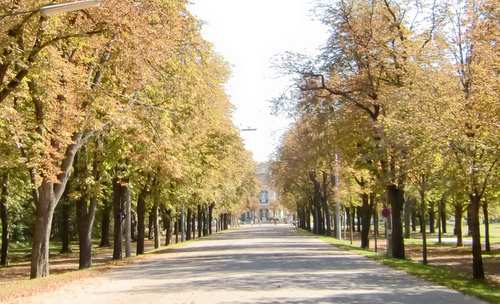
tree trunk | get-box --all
[123,186,131,258]
[30,182,57,278]
[428,201,435,234]
[197,206,202,237]
[30,134,82,278]
[470,194,484,280]
[76,197,97,269]
[306,206,311,231]
[404,198,412,239]
[348,208,353,232]
[356,207,361,233]
[454,204,463,247]
[466,206,472,237]
[439,198,447,234]
[99,201,111,247]
[0,173,9,266]
[112,179,123,260]
[309,172,323,235]
[180,210,186,242]
[153,204,160,249]
[209,203,214,235]
[387,185,405,259]
[348,207,354,243]
[136,190,146,255]
[437,205,443,244]
[411,209,417,232]
[165,209,172,246]
[420,191,428,265]
[174,218,179,243]
[147,208,154,240]
[203,205,209,237]
[59,199,72,253]
[191,210,196,239]
[483,200,490,253]
[223,214,229,230]
[131,209,137,242]
[360,193,372,249]
[332,204,337,236]
[373,202,378,252]
[186,208,192,240]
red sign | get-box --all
[382,207,391,218]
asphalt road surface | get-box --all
[10,224,484,304]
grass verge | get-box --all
[298,229,500,304]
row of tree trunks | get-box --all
[219,213,231,231]
[307,171,333,236]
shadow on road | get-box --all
[95,224,479,304]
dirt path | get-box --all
[8,224,485,304]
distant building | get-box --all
[242,162,290,223]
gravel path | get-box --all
[10,224,484,304]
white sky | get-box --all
[189,0,328,162]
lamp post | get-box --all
[240,128,257,132]
[0,1,102,19]
[335,153,342,240]
[40,0,102,16]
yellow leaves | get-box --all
[0,0,254,212]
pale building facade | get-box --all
[242,162,290,223]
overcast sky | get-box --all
[189,0,328,163]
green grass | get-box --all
[408,222,500,244]
[298,230,500,304]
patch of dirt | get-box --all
[406,244,500,284]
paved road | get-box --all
[12,224,484,304]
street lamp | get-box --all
[0,1,102,19]
[40,0,102,16]
[334,153,341,240]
